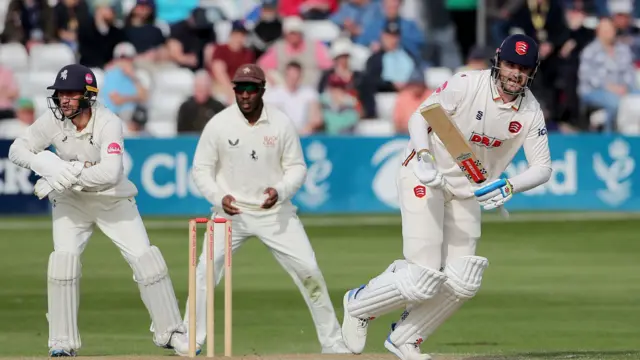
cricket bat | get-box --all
[420,103,487,184]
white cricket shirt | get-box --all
[9,103,137,198]
[192,103,307,214]
[404,69,552,198]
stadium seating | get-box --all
[425,67,453,90]
[29,43,75,72]
[0,42,29,72]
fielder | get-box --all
[340,34,553,359]
[186,64,349,354]
[8,64,190,357]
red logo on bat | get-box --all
[413,185,426,198]
[508,121,522,133]
[107,142,122,154]
[515,41,528,55]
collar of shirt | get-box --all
[489,73,523,111]
[63,110,96,137]
[233,103,269,126]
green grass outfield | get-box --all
[0,213,639,359]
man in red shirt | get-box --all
[210,21,256,104]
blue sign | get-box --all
[0,140,51,214]
[2,134,639,215]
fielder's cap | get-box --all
[47,64,99,93]
[262,0,277,7]
[407,69,425,84]
[497,33,539,69]
[283,16,304,33]
[16,97,34,110]
[231,20,248,33]
[383,20,401,35]
[113,42,137,58]
[232,64,266,84]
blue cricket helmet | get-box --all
[47,64,99,120]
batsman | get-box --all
[340,34,553,359]
[8,64,189,356]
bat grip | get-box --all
[473,178,507,197]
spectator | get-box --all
[393,70,431,133]
[167,7,216,71]
[456,45,490,72]
[308,73,360,134]
[176,70,226,134]
[279,0,340,19]
[211,21,256,105]
[257,16,332,87]
[264,61,321,134]
[98,42,148,123]
[53,0,90,53]
[123,0,166,64]
[330,0,379,41]
[579,17,638,132]
[359,20,415,117]
[486,0,525,48]
[556,1,595,132]
[0,63,19,120]
[77,0,125,68]
[608,0,640,62]
[1,0,55,49]
[123,105,152,137]
[356,0,426,63]
[247,0,284,59]
[446,0,477,60]
[0,98,34,138]
[318,38,364,114]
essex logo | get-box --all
[509,121,522,133]
[469,132,503,148]
[413,185,426,198]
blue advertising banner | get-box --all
[0,140,50,214]
[1,134,639,215]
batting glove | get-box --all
[474,178,513,211]
[412,149,445,189]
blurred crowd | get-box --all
[2,0,640,139]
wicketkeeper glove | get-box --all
[31,151,83,192]
[474,178,513,211]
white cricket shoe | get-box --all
[321,339,352,354]
[384,337,432,360]
[168,332,192,356]
[341,287,369,354]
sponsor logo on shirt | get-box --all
[107,142,123,155]
[469,132,503,148]
[263,136,278,147]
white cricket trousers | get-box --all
[50,192,151,260]
[397,164,481,270]
[185,209,344,350]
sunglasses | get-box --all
[234,84,261,94]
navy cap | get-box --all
[47,64,98,93]
[231,20,248,33]
[383,20,401,35]
[262,0,277,7]
[497,34,539,69]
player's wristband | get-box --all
[417,149,433,162]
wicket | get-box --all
[188,218,232,357]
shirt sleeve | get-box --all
[508,110,553,193]
[8,114,54,169]
[191,120,224,209]
[409,72,470,153]
[77,119,125,188]
[272,119,307,202]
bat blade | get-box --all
[420,103,487,184]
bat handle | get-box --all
[499,206,510,219]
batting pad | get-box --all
[388,255,488,345]
[47,251,82,350]
[347,261,446,319]
[132,246,184,346]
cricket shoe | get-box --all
[167,332,195,356]
[384,322,431,360]
[48,348,76,357]
[341,286,370,354]
[321,339,352,354]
